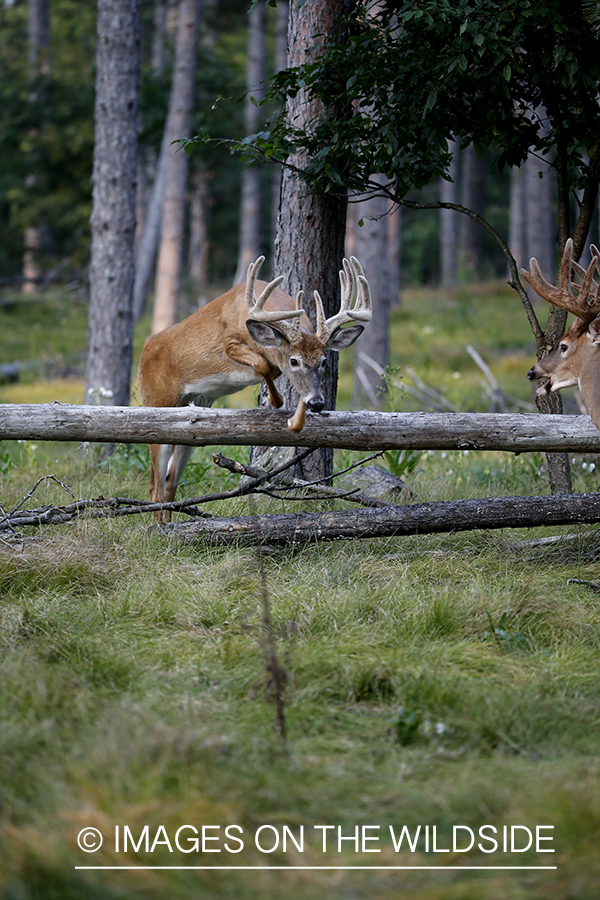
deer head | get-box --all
[244,256,372,430]
[522,238,600,429]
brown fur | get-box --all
[138,280,363,522]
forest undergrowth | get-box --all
[1,282,599,898]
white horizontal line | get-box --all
[75,865,558,871]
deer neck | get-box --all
[577,341,600,431]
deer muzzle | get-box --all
[306,397,325,413]
[527,364,551,393]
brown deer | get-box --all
[138,256,372,521]
[522,238,600,430]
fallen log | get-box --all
[167,492,600,546]
[2,403,600,452]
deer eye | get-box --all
[320,358,327,368]
[289,357,301,368]
[560,343,568,353]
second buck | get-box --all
[522,238,600,430]
[138,256,372,521]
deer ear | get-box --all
[588,317,600,345]
[326,324,364,351]
[245,319,289,348]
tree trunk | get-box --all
[352,180,391,408]
[525,153,554,282]
[170,491,600,547]
[233,0,266,285]
[85,0,140,411]
[187,164,209,303]
[131,0,178,322]
[151,0,200,334]
[388,203,401,306]
[22,0,50,295]
[271,0,289,244]
[535,137,571,494]
[440,140,459,288]
[253,0,353,481]
[3,405,600,453]
[508,165,526,273]
[459,144,485,279]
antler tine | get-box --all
[519,238,600,323]
[338,256,357,313]
[350,257,372,320]
[570,250,600,317]
[245,256,305,326]
[316,257,373,341]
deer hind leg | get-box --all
[149,443,195,524]
[149,443,177,523]
[161,444,194,521]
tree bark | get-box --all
[187,164,209,302]
[22,0,50,295]
[352,180,392,408]
[440,140,459,288]
[253,0,354,480]
[85,0,140,410]
[524,153,554,282]
[233,0,266,286]
[459,144,485,279]
[132,126,170,321]
[271,0,289,244]
[151,0,200,334]
[508,165,526,274]
[169,491,600,546]
[3,405,600,454]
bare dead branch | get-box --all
[212,449,393,508]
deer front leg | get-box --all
[287,398,306,431]
[226,342,283,408]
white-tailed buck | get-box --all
[522,238,600,429]
[138,256,372,521]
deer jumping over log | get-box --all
[138,256,372,522]
[522,238,600,430]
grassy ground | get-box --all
[1,283,599,898]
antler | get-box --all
[245,256,305,341]
[520,238,600,326]
[314,257,372,343]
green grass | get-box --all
[1,283,600,898]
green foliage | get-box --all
[245,0,600,211]
[0,443,14,476]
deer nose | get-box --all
[527,366,537,381]
[306,397,325,413]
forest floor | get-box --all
[0,281,599,899]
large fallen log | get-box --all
[167,492,600,546]
[2,403,600,452]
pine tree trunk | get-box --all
[233,0,266,285]
[252,0,353,481]
[271,0,289,244]
[440,140,458,288]
[23,0,50,294]
[187,164,209,302]
[525,152,554,281]
[152,0,200,334]
[352,182,391,409]
[85,0,140,411]
[388,204,401,307]
[508,164,526,273]
[459,144,485,279]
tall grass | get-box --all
[1,282,599,898]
